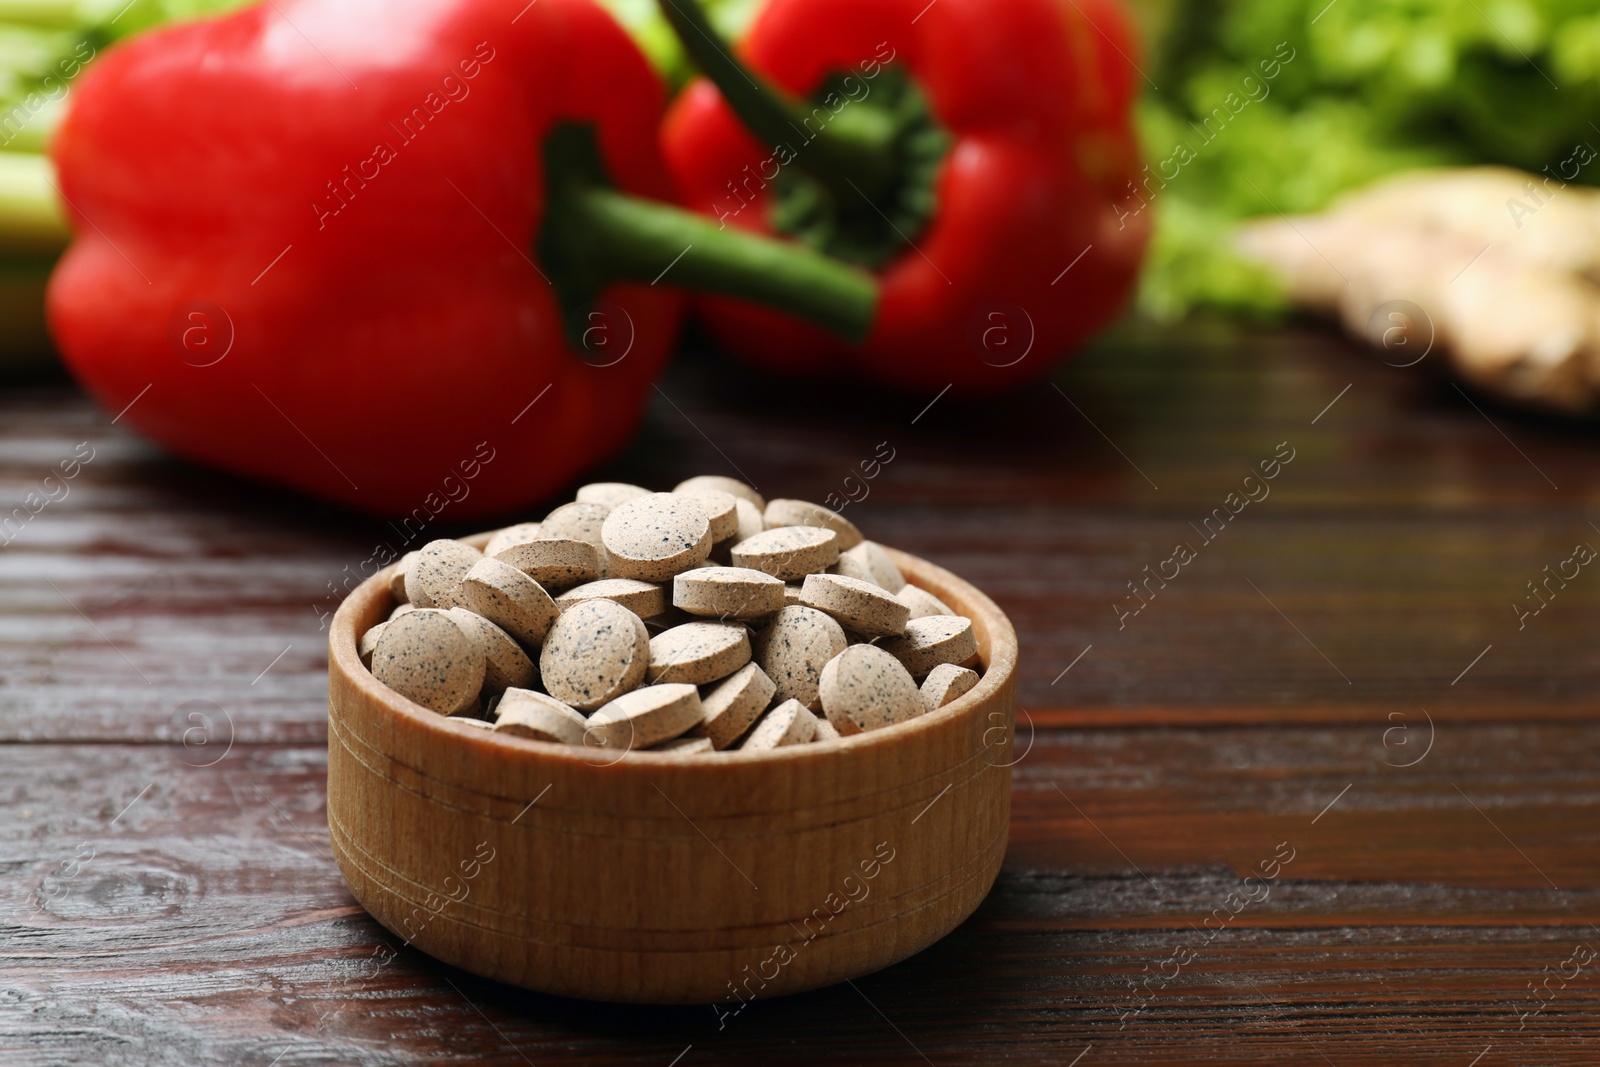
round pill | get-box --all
[388,603,417,621]
[449,716,495,731]
[798,573,910,637]
[484,522,543,558]
[818,645,925,736]
[655,735,714,754]
[457,557,560,647]
[833,550,876,587]
[404,539,483,610]
[576,482,650,508]
[448,608,536,693]
[839,541,905,591]
[763,499,863,551]
[754,605,847,710]
[389,551,417,604]
[878,615,979,680]
[673,475,765,512]
[494,688,587,745]
[541,501,610,546]
[492,537,601,590]
[673,488,739,543]
[539,599,650,711]
[732,497,765,542]
[729,525,840,581]
[586,683,703,750]
[647,621,751,685]
[813,717,841,742]
[673,567,786,620]
[694,661,776,749]
[741,699,818,750]
[601,493,713,582]
[358,621,387,669]
[897,584,956,620]
[921,663,980,711]
[372,608,485,715]
[556,578,667,619]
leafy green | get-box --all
[1137,0,1600,318]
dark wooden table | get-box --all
[5,320,1599,1065]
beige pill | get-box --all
[388,602,416,621]
[729,525,840,580]
[448,608,536,692]
[673,566,786,620]
[541,501,610,546]
[404,539,483,609]
[763,499,863,551]
[754,605,847,710]
[576,482,650,508]
[673,475,765,512]
[897,584,956,619]
[586,682,703,749]
[449,716,495,731]
[741,699,818,750]
[833,550,877,586]
[389,551,417,604]
[484,522,543,558]
[492,537,601,590]
[539,599,650,711]
[457,556,560,647]
[673,488,739,543]
[818,644,925,736]
[798,573,910,637]
[358,621,387,669]
[921,663,980,711]
[733,497,765,541]
[655,735,714,754]
[372,608,485,715]
[878,615,979,680]
[555,578,667,619]
[813,717,841,742]
[494,688,587,745]
[839,541,905,591]
[601,493,713,581]
[694,661,776,749]
[648,620,751,685]
[783,583,804,606]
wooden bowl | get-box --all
[326,539,1017,1004]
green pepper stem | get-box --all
[656,0,898,203]
[537,123,875,343]
[551,185,875,340]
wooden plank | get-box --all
[6,328,1600,745]
[3,732,1597,1064]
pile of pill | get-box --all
[360,476,982,754]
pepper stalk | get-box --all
[654,0,950,269]
[537,122,877,344]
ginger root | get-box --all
[1235,166,1600,414]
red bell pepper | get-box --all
[658,0,1149,392]
[47,0,874,517]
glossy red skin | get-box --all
[48,0,682,518]
[661,0,1149,392]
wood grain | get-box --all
[6,727,1600,1064]
[5,321,1600,1061]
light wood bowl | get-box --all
[326,537,1017,1004]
